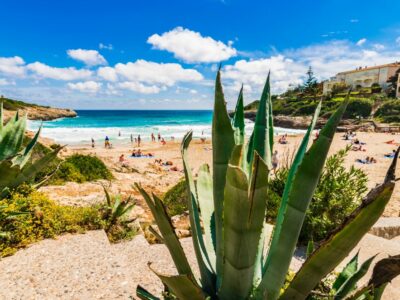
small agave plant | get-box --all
[135,70,400,300]
[0,102,62,197]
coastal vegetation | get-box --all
[135,70,400,299]
[47,154,113,185]
[0,105,135,256]
[245,67,399,124]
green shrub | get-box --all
[48,154,113,184]
[162,179,187,216]
[374,100,400,123]
[0,187,104,257]
[294,103,318,115]
[268,148,368,243]
[343,98,373,119]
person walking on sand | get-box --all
[91,138,95,148]
[272,150,279,173]
[105,136,110,148]
[158,133,161,142]
[130,134,133,143]
[151,133,155,142]
[137,134,141,147]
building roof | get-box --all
[337,62,400,75]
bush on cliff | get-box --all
[343,98,373,119]
[48,154,113,185]
[162,179,187,216]
[374,100,400,123]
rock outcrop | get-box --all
[4,106,77,121]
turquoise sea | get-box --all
[28,110,304,144]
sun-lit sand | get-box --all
[39,131,400,219]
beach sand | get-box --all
[39,131,400,219]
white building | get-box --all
[323,62,400,97]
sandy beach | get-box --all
[39,131,400,219]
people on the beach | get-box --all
[91,138,95,148]
[278,134,287,144]
[119,154,129,167]
[137,135,141,147]
[105,136,110,148]
[151,133,155,142]
[130,134,133,143]
[356,156,377,164]
[158,133,161,142]
[161,138,166,145]
[384,150,397,158]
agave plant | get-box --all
[101,186,136,231]
[135,70,399,300]
[0,102,62,197]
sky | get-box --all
[0,0,400,110]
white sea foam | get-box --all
[28,120,305,144]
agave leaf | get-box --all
[12,146,62,190]
[247,73,272,169]
[233,85,245,145]
[333,252,359,292]
[334,255,376,299]
[149,264,207,300]
[197,163,216,271]
[0,114,26,160]
[371,283,388,300]
[212,68,235,280]
[219,153,268,300]
[136,285,160,300]
[280,148,398,300]
[148,225,164,243]
[102,185,112,207]
[368,254,400,288]
[181,131,216,294]
[259,101,324,299]
[135,183,194,277]
[12,126,42,168]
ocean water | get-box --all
[27,110,304,144]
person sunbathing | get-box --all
[384,150,396,158]
[352,144,365,151]
[119,154,129,167]
[161,138,166,145]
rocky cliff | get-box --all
[2,97,77,121]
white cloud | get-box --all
[0,78,16,86]
[0,56,26,77]
[67,49,107,66]
[373,43,385,50]
[221,40,400,98]
[114,59,203,85]
[99,43,113,50]
[27,62,93,80]
[117,81,162,94]
[97,66,118,82]
[223,55,305,94]
[147,27,237,63]
[67,81,102,93]
[356,38,367,46]
[350,19,359,23]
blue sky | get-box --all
[0,0,399,109]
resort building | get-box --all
[323,62,400,97]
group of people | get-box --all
[131,149,153,157]
[154,159,178,171]
[278,134,288,144]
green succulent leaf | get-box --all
[233,85,245,145]
[333,252,359,292]
[368,254,400,288]
[280,147,398,300]
[219,152,269,300]
[259,100,324,300]
[136,285,160,300]
[149,264,207,300]
[197,163,217,271]
[334,255,376,299]
[212,68,235,283]
[135,183,194,277]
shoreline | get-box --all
[40,131,400,219]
